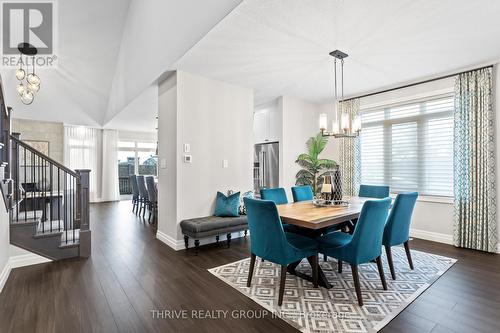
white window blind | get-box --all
[360,95,454,197]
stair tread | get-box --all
[37,220,65,233]
[12,210,44,222]
[61,229,80,245]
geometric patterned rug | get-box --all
[209,247,456,332]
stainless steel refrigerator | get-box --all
[254,142,279,195]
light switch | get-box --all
[222,159,229,168]
[184,143,190,153]
[160,158,167,169]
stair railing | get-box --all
[10,134,91,257]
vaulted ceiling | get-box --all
[3,0,500,130]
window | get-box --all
[360,95,454,197]
[117,140,157,195]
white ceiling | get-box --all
[176,0,500,106]
[5,0,500,130]
[1,0,131,126]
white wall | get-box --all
[157,74,178,243]
[0,208,9,292]
[280,96,325,199]
[157,71,253,248]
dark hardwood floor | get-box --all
[0,201,499,333]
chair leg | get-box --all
[184,235,189,250]
[404,241,414,270]
[323,254,327,262]
[376,256,388,290]
[351,265,363,306]
[338,260,343,273]
[142,201,147,218]
[226,233,231,248]
[278,265,287,306]
[385,245,396,280]
[247,253,256,287]
[215,235,219,245]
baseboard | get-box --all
[0,253,52,294]
[410,228,453,245]
[9,253,51,269]
[0,259,11,294]
[156,230,248,251]
[156,230,184,251]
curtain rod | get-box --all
[342,64,494,102]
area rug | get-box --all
[208,247,456,332]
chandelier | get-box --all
[15,43,41,105]
[319,50,360,138]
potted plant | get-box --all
[295,132,336,195]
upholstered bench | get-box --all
[180,215,248,254]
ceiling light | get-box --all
[15,43,41,105]
[17,83,26,96]
[20,90,34,105]
[15,68,25,81]
[319,50,360,138]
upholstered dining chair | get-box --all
[291,185,314,202]
[145,176,158,224]
[317,198,392,306]
[260,187,295,233]
[136,175,149,218]
[244,198,318,306]
[358,184,390,198]
[383,192,418,280]
[260,187,288,204]
[130,175,140,214]
[343,184,391,236]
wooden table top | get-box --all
[277,196,373,230]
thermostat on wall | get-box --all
[183,155,192,163]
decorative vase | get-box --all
[332,168,342,201]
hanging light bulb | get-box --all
[27,82,40,93]
[17,83,26,96]
[27,56,41,86]
[27,73,41,86]
[319,113,328,131]
[20,90,34,105]
[15,68,26,81]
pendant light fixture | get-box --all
[16,43,41,105]
[319,50,361,138]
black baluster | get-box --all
[23,146,26,221]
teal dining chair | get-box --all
[383,192,418,280]
[342,184,391,236]
[260,187,296,233]
[358,184,390,198]
[291,185,314,202]
[317,198,391,306]
[260,187,288,204]
[244,198,318,306]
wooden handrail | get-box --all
[10,135,79,178]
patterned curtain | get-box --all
[339,99,361,197]
[453,67,497,253]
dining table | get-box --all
[276,196,376,289]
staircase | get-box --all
[0,85,91,260]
